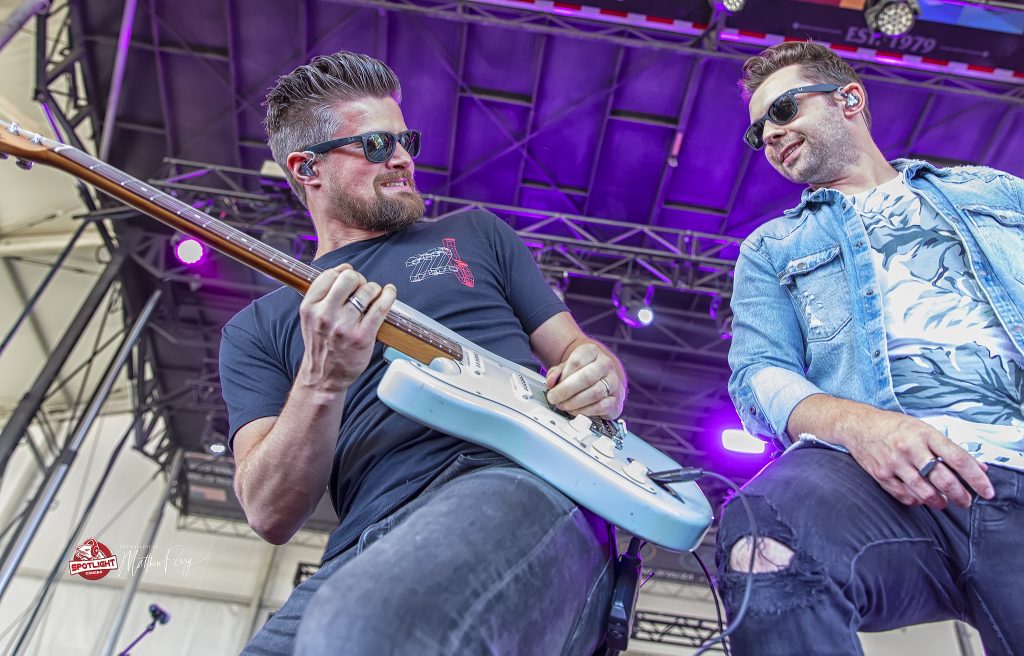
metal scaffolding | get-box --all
[632,610,727,651]
[7,2,1014,652]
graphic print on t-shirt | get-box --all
[847,173,1024,434]
[405,237,475,288]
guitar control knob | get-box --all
[569,415,592,434]
[624,459,649,482]
[592,436,617,458]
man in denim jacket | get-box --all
[716,42,1024,654]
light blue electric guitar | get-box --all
[1,119,713,552]
[376,304,714,552]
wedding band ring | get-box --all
[347,296,367,314]
[918,456,944,478]
[599,377,612,398]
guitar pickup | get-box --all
[464,348,485,376]
[511,372,534,401]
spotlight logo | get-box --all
[68,538,118,581]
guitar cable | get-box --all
[647,468,758,656]
[692,549,730,656]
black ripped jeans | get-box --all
[715,446,1024,656]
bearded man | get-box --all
[220,51,626,655]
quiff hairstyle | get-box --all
[264,52,403,206]
[739,42,871,130]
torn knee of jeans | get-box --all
[716,495,833,614]
[729,536,795,573]
[717,494,797,574]
[718,552,832,616]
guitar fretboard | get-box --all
[59,145,322,281]
[35,131,463,362]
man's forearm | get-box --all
[235,381,344,543]
[786,393,883,449]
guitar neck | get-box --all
[0,120,457,365]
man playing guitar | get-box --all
[222,51,626,655]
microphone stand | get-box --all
[116,620,157,656]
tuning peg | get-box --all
[15,158,33,170]
[0,152,8,159]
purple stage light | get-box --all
[174,236,206,265]
[722,428,766,454]
[613,282,655,328]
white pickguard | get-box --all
[377,302,713,552]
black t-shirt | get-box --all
[219,210,567,560]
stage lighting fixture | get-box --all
[722,428,766,454]
[710,295,734,340]
[545,272,569,302]
[864,0,920,36]
[613,282,654,328]
[708,0,746,13]
[172,234,206,265]
[206,441,227,456]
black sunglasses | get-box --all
[303,130,422,163]
[743,84,841,150]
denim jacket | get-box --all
[728,159,1024,448]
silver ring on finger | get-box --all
[917,456,944,478]
[347,296,367,314]
[598,377,612,398]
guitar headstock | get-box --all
[0,119,54,170]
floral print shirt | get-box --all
[848,172,1024,469]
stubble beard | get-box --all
[778,106,858,186]
[333,178,426,234]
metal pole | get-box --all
[0,450,43,546]
[0,252,125,479]
[8,412,140,656]
[242,544,279,649]
[99,448,183,656]
[0,289,160,601]
[0,0,49,52]
[98,0,140,161]
[3,258,76,410]
[0,221,89,357]
[955,621,979,656]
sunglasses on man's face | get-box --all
[303,130,422,163]
[743,84,841,150]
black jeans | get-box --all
[243,453,614,655]
[715,446,1024,655]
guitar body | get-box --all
[1,118,714,553]
[376,304,712,552]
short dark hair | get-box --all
[264,52,402,205]
[739,42,871,130]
